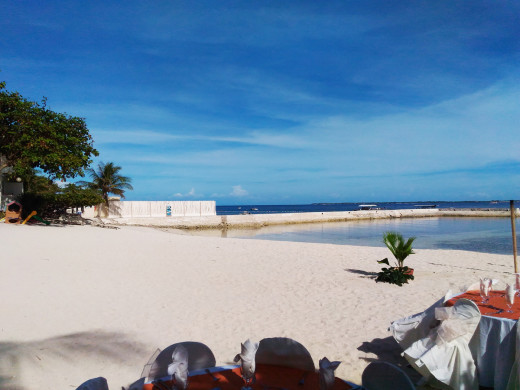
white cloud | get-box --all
[94,128,305,148]
[173,188,200,198]
[230,185,248,197]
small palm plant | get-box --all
[380,231,416,268]
[376,232,416,286]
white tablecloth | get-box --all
[470,314,517,389]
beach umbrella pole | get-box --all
[511,200,518,273]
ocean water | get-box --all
[216,200,514,215]
[210,201,520,255]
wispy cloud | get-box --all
[230,185,248,197]
[173,188,202,198]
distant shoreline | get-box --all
[101,208,520,230]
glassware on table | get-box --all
[480,278,490,304]
[505,283,516,313]
[515,273,520,296]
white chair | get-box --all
[403,298,481,390]
[506,320,520,390]
[361,361,415,390]
[390,290,454,351]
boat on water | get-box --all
[358,204,380,210]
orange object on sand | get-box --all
[22,210,37,225]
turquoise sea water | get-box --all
[214,217,519,255]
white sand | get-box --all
[0,223,515,389]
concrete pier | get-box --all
[100,208,519,230]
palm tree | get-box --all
[81,162,133,207]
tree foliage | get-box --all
[17,176,103,218]
[0,80,98,180]
[80,161,133,206]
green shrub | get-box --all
[375,231,417,286]
[376,266,414,286]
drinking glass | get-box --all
[480,280,490,304]
[506,296,515,313]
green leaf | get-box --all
[377,258,390,265]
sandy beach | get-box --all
[0,222,516,389]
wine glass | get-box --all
[515,273,520,297]
[480,279,490,304]
[506,284,516,313]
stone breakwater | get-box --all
[101,208,520,230]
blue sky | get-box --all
[1,1,519,204]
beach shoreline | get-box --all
[1,222,517,389]
[99,208,519,230]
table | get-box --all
[142,364,354,390]
[446,290,519,389]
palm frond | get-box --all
[382,231,415,267]
[83,161,133,205]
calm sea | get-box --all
[216,200,514,215]
[209,201,520,255]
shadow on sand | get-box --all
[357,336,423,385]
[0,330,148,390]
[344,268,378,279]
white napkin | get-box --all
[435,307,453,321]
[480,278,490,296]
[167,345,189,390]
[318,357,341,390]
[506,283,516,306]
[234,339,259,383]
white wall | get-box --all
[104,200,216,218]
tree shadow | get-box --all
[0,330,148,390]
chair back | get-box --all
[361,361,415,390]
[442,298,481,344]
[390,290,453,350]
[144,341,216,381]
[76,377,109,390]
[256,337,315,371]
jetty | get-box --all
[100,208,520,230]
